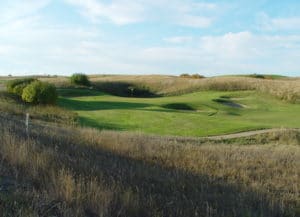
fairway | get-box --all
[58,88,300,137]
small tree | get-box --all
[70,73,90,86]
[6,78,36,96]
[22,81,57,104]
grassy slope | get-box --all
[58,88,300,137]
[1,115,299,216]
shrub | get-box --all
[179,73,190,78]
[191,74,205,79]
[22,81,57,104]
[249,74,265,79]
[6,78,36,96]
[179,73,205,79]
[70,73,90,86]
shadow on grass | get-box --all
[59,98,152,111]
[213,98,244,108]
[92,81,159,98]
[161,103,196,111]
[6,120,293,217]
[79,116,128,131]
[57,88,105,97]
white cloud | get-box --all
[271,17,300,30]
[143,32,300,75]
[1,23,300,76]
[164,36,193,44]
[0,1,299,76]
[65,0,145,25]
[65,0,217,28]
[259,13,300,31]
[200,32,259,59]
[178,15,213,28]
[0,0,50,24]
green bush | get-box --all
[6,78,36,96]
[22,81,57,104]
[70,73,90,86]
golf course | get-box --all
[2,1,300,216]
[1,74,300,217]
[57,83,300,137]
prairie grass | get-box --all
[0,91,77,125]
[89,75,300,102]
[0,115,299,217]
[4,75,300,102]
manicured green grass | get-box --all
[58,88,300,136]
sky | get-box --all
[0,0,300,76]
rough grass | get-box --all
[0,115,299,217]
[0,91,77,125]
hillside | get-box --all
[0,75,299,217]
[0,113,299,217]
[1,75,299,137]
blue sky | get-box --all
[0,0,300,76]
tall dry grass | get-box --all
[0,91,77,125]
[0,115,299,217]
[4,75,300,102]
[90,75,300,102]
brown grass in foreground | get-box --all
[0,115,299,217]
